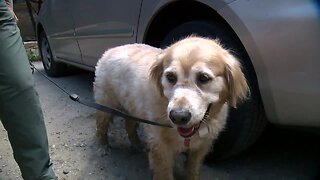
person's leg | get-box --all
[0,1,56,179]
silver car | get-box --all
[36,0,320,159]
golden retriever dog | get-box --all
[94,36,249,180]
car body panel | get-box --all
[37,0,82,64]
[218,0,320,126]
[137,0,320,127]
[72,0,142,68]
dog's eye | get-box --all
[197,73,212,84]
[166,72,177,84]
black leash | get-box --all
[30,62,173,128]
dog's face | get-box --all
[150,37,249,137]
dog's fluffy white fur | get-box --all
[94,36,249,180]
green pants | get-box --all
[0,1,56,179]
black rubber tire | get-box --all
[159,20,267,160]
[38,31,68,77]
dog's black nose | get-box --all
[169,109,191,125]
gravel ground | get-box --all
[0,61,319,180]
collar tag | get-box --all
[184,138,190,147]
[198,125,209,138]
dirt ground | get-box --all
[0,65,151,180]
[0,62,319,180]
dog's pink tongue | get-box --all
[177,126,194,138]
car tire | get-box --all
[159,20,267,160]
[38,31,68,77]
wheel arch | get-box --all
[143,1,221,46]
[143,0,262,99]
[142,1,267,159]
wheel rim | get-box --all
[41,37,52,70]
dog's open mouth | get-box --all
[176,104,212,138]
[177,123,200,138]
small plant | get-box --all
[27,48,40,62]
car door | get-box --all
[72,0,143,68]
[39,0,82,65]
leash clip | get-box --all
[69,94,79,101]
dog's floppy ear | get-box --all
[149,53,165,96]
[224,54,249,108]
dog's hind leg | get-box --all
[96,110,113,145]
[125,120,142,150]
[95,91,120,145]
